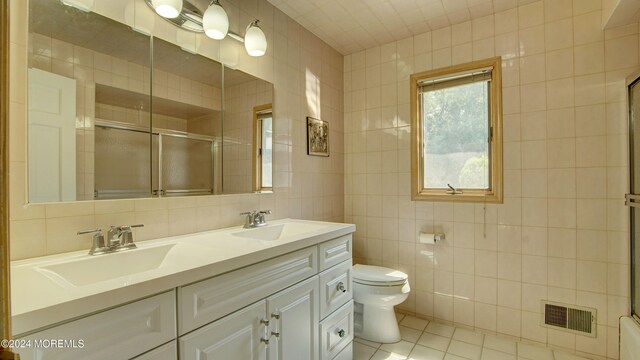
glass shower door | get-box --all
[159,134,213,196]
[627,76,640,322]
[94,126,153,199]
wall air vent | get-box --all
[541,301,596,337]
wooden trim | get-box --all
[252,104,272,192]
[410,57,504,203]
[0,0,14,346]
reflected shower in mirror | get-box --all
[150,37,222,197]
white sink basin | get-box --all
[37,244,176,287]
[230,222,329,241]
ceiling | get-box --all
[267,0,539,55]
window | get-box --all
[410,57,503,203]
[253,104,273,191]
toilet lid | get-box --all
[352,264,408,286]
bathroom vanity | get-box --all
[11,219,355,360]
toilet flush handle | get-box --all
[336,282,347,293]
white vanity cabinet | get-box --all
[15,291,177,360]
[178,236,352,360]
[132,341,178,360]
[14,232,353,360]
[266,276,319,360]
[180,276,320,360]
[179,301,268,360]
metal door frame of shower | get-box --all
[626,69,640,325]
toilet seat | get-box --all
[352,264,408,286]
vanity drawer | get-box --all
[319,260,352,319]
[179,246,317,334]
[319,300,353,360]
[132,341,177,360]
[332,342,353,360]
[16,291,176,360]
[318,235,352,271]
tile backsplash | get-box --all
[344,1,633,359]
[8,0,344,259]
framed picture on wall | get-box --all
[307,116,329,157]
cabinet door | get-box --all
[179,301,267,360]
[132,341,177,360]
[266,277,319,360]
[16,291,176,360]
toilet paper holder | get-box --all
[419,232,445,244]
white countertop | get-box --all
[11,218,355,336]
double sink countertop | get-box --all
[11,218,355,336]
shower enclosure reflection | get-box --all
[629,73,640,324]
[94,36,222,199]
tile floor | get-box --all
[353,314,593,360]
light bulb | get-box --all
[203,1,229,40]
[244,20,267,57]
[151,0,182,19]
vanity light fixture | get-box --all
[147,0,267,57]
[244,20,267,57]
[151,0,183,19]
[203,0,229,40]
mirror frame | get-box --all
[1,0,14,345]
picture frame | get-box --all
[306,116,329,157]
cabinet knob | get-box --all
[336,282,347,293]
[260,337,270,345]
[337,329,346,338]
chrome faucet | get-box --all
[240,209,272,228]
[78,224,144,255]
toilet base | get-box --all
[354,302,401,343]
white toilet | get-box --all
[352,264,410,343]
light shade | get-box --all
[244,21,267,57]
[151,0,182,19]
[124,1,155,35]
[203,1,229,40]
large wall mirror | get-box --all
[27,0,273,203]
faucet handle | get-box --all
[240,210,257,216]
[78,229,107,255]
[77,229,102,235]
[119,224,143,249]
[258,209,272,215]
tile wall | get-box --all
[343,0,635,359]
[8,0,344,259]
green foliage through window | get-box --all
[421,81,489,189]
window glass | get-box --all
[260,117,273,188]
[253,105,272,191]
[422,81,489,189]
